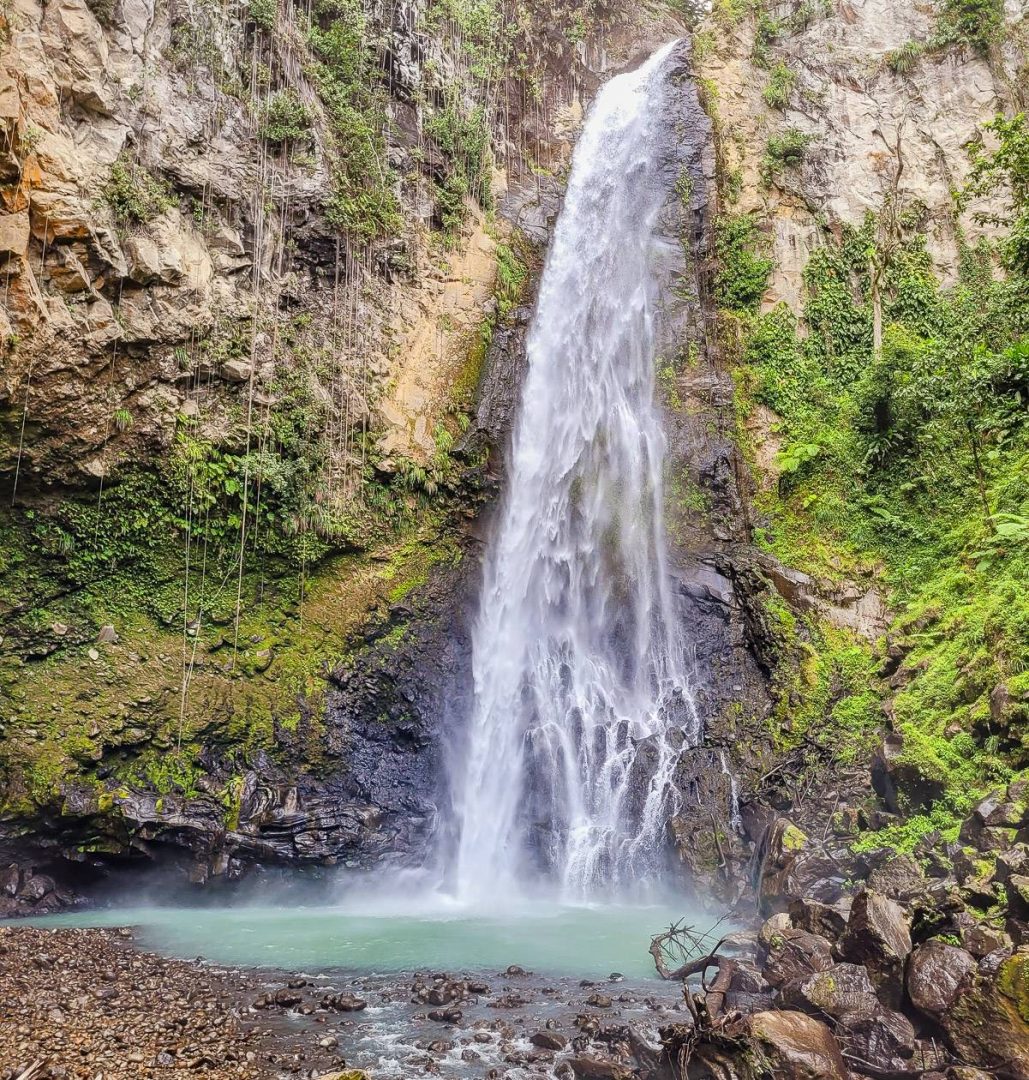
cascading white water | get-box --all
[451,42,700,904]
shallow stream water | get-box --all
[15,900,711,1078]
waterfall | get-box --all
[450,41,700,904]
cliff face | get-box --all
[0,0,1024,916]
[699,0,1025,305]
[0,0,694,903]
[0,0,672,485]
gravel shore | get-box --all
[0,927,349,1080]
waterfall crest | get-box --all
[451,42,699,903]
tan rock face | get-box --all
[0,0,671,492]
[696,0,1015,303]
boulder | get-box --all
[867,853,926,901]
[18,874,55,902]
[788,897,849,940]
[220,359,252,383]
[762,929,835,989]
[757,818,843,915]
[0,865,20,896]
[835,1005,915,1076]
[906,940,977,1018]
[839,890,912,1008]
[780,963,879,1020]
[759,912,792,948]
[738,1010,848,1080]
[531,1031,568,1050]
[962,923,1012,958]
[568,1057,633,1080]
[1008,875,1029,920]
[941,953,1029,1079]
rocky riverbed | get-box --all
[0,924,690,1080]
[6,768,1029,1080]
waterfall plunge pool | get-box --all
[12,897,711,978]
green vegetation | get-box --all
[425,98,493,242]
[103,155,174,227]
[963,113,1029,275]
[259,89,314,145]
[762,61,796,110]
[884,39,925,74]
[714,213,773,313]
[247,0,276,31]
[752,2,821,66]
[306,0,402,242]
[932,0,1005,54]
[761,127,812,184]
[722,121,1029,849]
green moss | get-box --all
[782,822,808,850]
[998,954,1029,1023]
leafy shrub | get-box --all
[932,0,1005,53]
[259,90,314,145]
[762,62,796,110]
[104,156,174,226]
[247,0,275,30]
[307,1,402,242]
[761,127,813,183]
[714,213,773,313]
[426,100,492,241]
[884,40,925,73]
[963,112,1029,275]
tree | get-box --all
[963,113,1029,276]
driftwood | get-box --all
[649,921,738,1021]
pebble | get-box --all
[0,926,347,1079]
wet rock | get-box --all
[762,929,834,989]
[531,1031,569,1050]
[585,992,613,1008]
[736,1010,848,1080]
[758,912,792,947]
[757,818,842,914]
[941,953,1029,1080]
[428,1008,462,1022]
[322,993,367,1012]
[568,1056,633,1080]
[780,962,879,1020]
[839,890,912,1008]
[273,988,304,1008]
[906,940,977,1019]
[834,1004,916,1075]
[867,853,927,901]
[788,897,849,940]
[18,874,54,902]
[962,923,1012,958]
[0,865,20,897]
[872,734,945,813]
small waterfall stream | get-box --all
[451,42,700,903]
